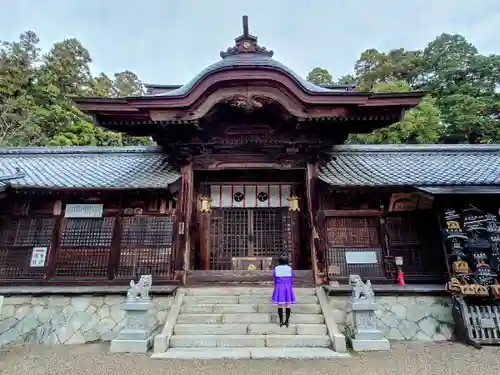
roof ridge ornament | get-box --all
[220,15,274,58]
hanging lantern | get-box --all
[199,195,212,213]
[287,195,300,212]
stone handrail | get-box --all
[316,286,347,353]
[153,289,185,354]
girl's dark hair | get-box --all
[278,255,289,266]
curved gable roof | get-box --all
[151,54,346,98]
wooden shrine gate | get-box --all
[208,184,294,271]
[210,207,292,270]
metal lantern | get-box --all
[199,195,212,213]
[287,195,300,212]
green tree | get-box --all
[420,33,500,143]
[0,31,40,146]
[0,32,154,147]
[91,73,113,97]
[335,74,357,85]
[112,71,144,97]
[106,71,153,145]
[306,67,333,85]
[347,81,443,144]
[354,48,424,91]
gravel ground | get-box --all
[1,342,500,375]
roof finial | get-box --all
[242,15,249,37]
[220,16,274,58]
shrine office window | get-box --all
[55,217,116,279]
[116,216,174,279]
[0,217,55,278]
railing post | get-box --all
[199,195,212,271]
[46,200,64,280]
[108,214,123,280]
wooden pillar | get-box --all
[199,195,212,271]
[306,162,322,285]
[108,214,123,280]
[288,195,301,269]
[46,200,64,280]
[178,162,194,285]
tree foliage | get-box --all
[2,30,499,147]
[0,31,152,147]
[306,67,333,85]
[347,81,443,144]
[307,33,500,144]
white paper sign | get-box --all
[65,204,103,218]
[30,247,48,267]
[345,251,378,264]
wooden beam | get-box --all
[179,163,194,285]
[306,162,321,285]
[289,209,301,269]
[46,207,64,280]
[108,214,123,280]
[199,212,212,270]
[322,209,384,217]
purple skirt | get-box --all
[271,282,296,305]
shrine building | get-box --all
[1,16,499,288]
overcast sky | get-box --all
[1,0,499,85]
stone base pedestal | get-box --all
[110,299,153,353]
[110,335,154,353]
[349,299,390,352]
[351,338,390,351]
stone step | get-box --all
[177,313,325,324]
[180,303,321,314]
[183,295,318,305]
[174,323,327,335]
[151,347,350,360]
[185,287,316,296]
[170,334,330,348]
[258,304,321,314]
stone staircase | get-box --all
[152,287,349,359]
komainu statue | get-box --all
[127,275,153,301]
[348,274,375,301]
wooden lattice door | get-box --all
[210,208,291,270]
[253,208,292,259]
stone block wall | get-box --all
[0,294,173,348]
[329,295,454,341]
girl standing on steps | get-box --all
[271,255,296,327]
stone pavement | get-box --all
[1,342,500,375]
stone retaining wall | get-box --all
[329,295,454,341]
[0,294,173,348]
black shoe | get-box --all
[278,308,284,326]
[285,307,291,327]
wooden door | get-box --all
[210,208,292,270]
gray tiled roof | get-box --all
[0,146,179,189]
[319,144,500,187]
[149,54,344,97]
[2,144,499,190]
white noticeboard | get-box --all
[30,247,48,267]
[345,251,378,265]
[65,204,103,218]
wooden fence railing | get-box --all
[0,214,178,285]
